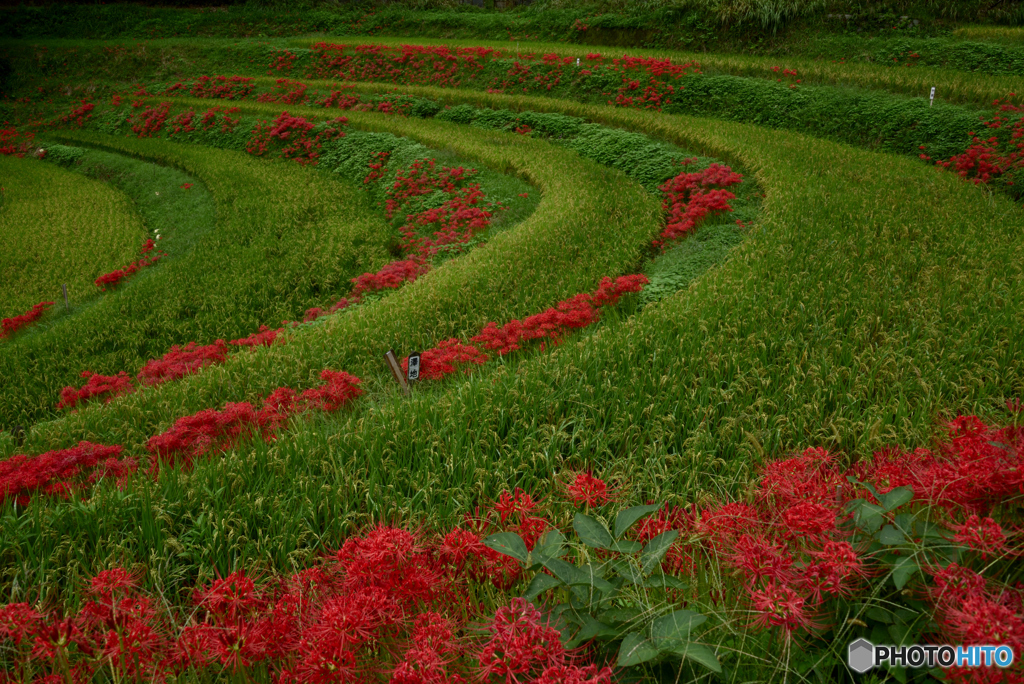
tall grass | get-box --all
[307,35,1024,106]
[3,90,1021,605]
[0,138,392,430]
[6,105,660,457]
[0,154,144,319]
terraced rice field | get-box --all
[0,29,1021,684]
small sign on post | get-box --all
[407,351,421,382]
[62,283,69,312]
[930,86,936,106]
[385,349,410,395]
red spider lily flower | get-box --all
[400,340,488,381]
[180,183,193,190]
[800,541,865,603]
[780,501,838,542]
[695,502,763,549]
[301,370,363,412]
[927,563,989,612]
[229,325,285,348]
[758,446,845,508]
[1,301,53,339]
[531,664,615,684]
[478,598,567,683]
[0,442,133,507]
[514,515,549,551]
[136,340,229,385]
[748,583,820,633]
[0,603,43,645]
[951,515,1008,559]
[57,370,135,410]
[725,534,796,587]
[563,472,612,507]
[942,595,1024,652]
[493,488,538,523]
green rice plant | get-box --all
[0,136,393,430]
[5,104,660,457]
[3,87,1021,607]
[306,35,1024,106]
[0,153,144,320]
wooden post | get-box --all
[62,283,69,312]
[385,349,410,395]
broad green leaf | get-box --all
[892,556,918,590]
[847,476,881,502]
[851,501,885,534]
[483,532,528,563]
[879,524,907,546]
[542,557,580,585]
[866,606,893,624]
[880,487,914,512]
[617,632,660,667]
[672,642,722,673]
[608,539,643,554]
[609,560,645,585]
[569,563,616,593]
[600,607,641,626]
[613,504,661,539]
[531,529,565,567]
[644,574,689,591]
[652,610,707,642]
[523,572,563,600]
[640,530,679,575]
[570,616,617,646]
[574,513,613,549]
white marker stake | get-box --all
[930,86,935,106]
[385,349,410,395]
[407,351,421,382]
[576,57,580,66]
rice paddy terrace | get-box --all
[0,19,1022,684]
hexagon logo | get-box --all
[848,639,875,674]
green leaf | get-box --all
[866,606,893,624]
[523,572,562,600]
[542,557,580,585]
[848,476,881,502]
[531,529,565,566]
[644,573,689,591]
[640,530,679,575]
[892,556,918,590]
[569,616,617,647]
[608,559,645,585]
[483,532,528,563]
[617,632,660,667]
[608,539,643,554]
[851,500,885,534]
[672,642,722,673]
[613,504,661,539]
[600,607,641,626]
[879,524,907,546]
[652,610,707,642]
[570,563,616,593]
[574,513,613,549]
[880,487,914,512]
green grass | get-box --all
[0,153,144,320]
[300,35,1024,106]
[2,89,1021,608]
[0,137,393,430]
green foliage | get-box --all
[483,508,721,673]
[40,143,85,167]
[0,153,144,320]
[0,137,391,430]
